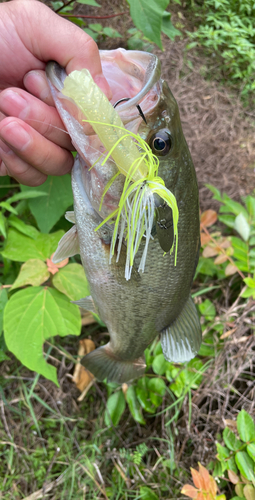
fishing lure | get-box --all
[61,69,179,280]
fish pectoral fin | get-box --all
[71,296,96,313]
[65,211,75,224]
[52,225,80,263]
[82,344,146,383]
[161,294,202,363]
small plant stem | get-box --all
[201,223,245,279]
[59,11,129,19]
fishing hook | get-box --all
[113,98,147,124]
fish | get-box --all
[46,48,202,384]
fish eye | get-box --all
[150,129,172,156]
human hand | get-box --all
[0,0,112,186]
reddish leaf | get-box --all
[201,233,211,246]
[181,484,199,498]
[200,210,217,227]
[228,469,240,485]
[225,263,238,276]
[214,254,228,265]
[46,254,69,275]
[191,468,204,490]
[198,463,211,490]
[203,246,218,258]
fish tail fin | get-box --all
[161,294,202,363]
[81,344,146,383]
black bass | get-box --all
[46,49,201,383]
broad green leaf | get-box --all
[147,377,166,396]
[235,451,255,481]
[198,299,216,320]
[21,175,73,233]
[0,286,8,333]
[234,213,250,241]
[11,260,50,290]
[8,215,39,239]
[237,410,255,442]
[218,214,235,228]
[226,456,238,474]
[247,444,255,462]
[88,23,103,32]
[52,263,90,301]
[246,196,255,218]
[4,287,81,385]
[243,485,255,500]
[152,353,168,375]
[136,377,155,413]
[223,427,242,451]
[140,486,159,500]
[222,195,249,218]
[104,391,126,427]
[126,385,145,425]
[216,442,230,460]
[127,0,169,49]
[103,27,121,38]
[7,190,47,204]
[161,11,181,40]
[1,228,64,262]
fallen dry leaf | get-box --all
[73,339,95,393]
[228,469,239,485]
[220,327,237,339]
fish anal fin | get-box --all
[72,296,96,314]
[161,294,202,363]
[52,225,79,263]
[82,344,145,383]
[65,211,75,224]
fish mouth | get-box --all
[46,49,161,124]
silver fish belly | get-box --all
[47,49,202,383]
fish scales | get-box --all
[46,48,202,383]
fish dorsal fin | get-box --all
[161,294,202,363]
[65,211,75,224]
[71,296,96,314]
[52,225,80,263]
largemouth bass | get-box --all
[46,49,201,384]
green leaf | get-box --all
[235,451,255,481]
[152,353,168,375]
[216,442,230,461]
[218,214,235,228]
[0,212,6,238]
[127,0,169,49]
[126,385,145,425]
[103,27,121,38]
[0,286,8,333]
[237,410,255,442]
[7,190,47,204]
[147,377,166,396]
[247,444,255,462]
[52,263,90,301]
[104,391,126,427]
[21,175,73,233]
[139,486,159,500]
[136,377,155,413]
[88,23,103,32]
[3,287,81,385]
[1,228,64,262]
[8,215,39,239]
[198,299,216,320]
[77,0,101,5]
[83,28,98,41]
[234,213,250,241]
[161,11,181,40]
[11,260,50,290]
[223,427,242,451]
[0,201,18,215]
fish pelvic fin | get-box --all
[81,344,146,383]
[161,294,202,363]
[71,296,96,314]
[52,225,80,263]
[65,211,75,224]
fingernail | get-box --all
[24,70,50,101]
[0,122,31,151]
[0,90,29,120]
